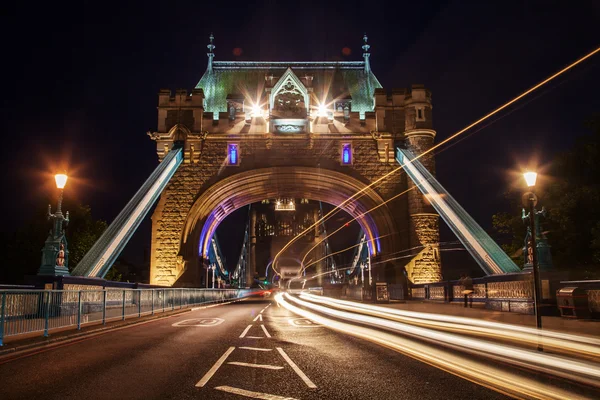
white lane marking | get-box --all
[276,347,317,388]
[172,318,224,327]
[240,347,273,352]
[246,336,264,339]
[239,325,252,338]
[214,385,297,399]
[228,362,283,370]
[253,314,263,322]
[195,346,235,387]
[261,324,272,338]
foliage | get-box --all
[0,198,106,284]
[65,203,107,271]
[492,114,600,277]
[104,265,122,282]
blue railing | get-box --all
[0,288,255,346]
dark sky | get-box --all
[2,1,598,275]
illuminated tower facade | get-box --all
[148,34,441,286]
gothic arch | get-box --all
[269,68,309,114]
[177,167,400,280]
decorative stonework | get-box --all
[149,65,438,287]
[487,281,533,299]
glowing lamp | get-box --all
[523,171,537,187]
[318,104,328,117]
[252,104,262,118]
[55,173,68,189]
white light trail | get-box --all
[276,293,600,394]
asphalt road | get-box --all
[0,297,507,400]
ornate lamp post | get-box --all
[522,171,543,346]
[38,174,70,276]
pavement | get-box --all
[380,300,600,338]
[0,297,508,400]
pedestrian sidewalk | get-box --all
[380,300,600,338]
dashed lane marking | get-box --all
[195,346,235,387]
[253,314,263,322]
[261,324,272,338]
[276,347,317,389]
[239,347,273,352]
[227,361,283,370]
[214,385,297,399]
[239,325,252,338]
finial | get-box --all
[362,33,371,73]
[207,33,215,72]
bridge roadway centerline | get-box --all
[0,298,509,400]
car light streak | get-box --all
[276,293,592,400]
[299,293,600,359]
[278,293,600,391]
[273,47,600,269]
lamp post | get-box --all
[38,173,70,276]
[523,171,543,349]
[211,265,216,289]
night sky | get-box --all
[2,1,598,277]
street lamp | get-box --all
[211,264,216,289]
[522,171,543,350]
[38,173,70,276]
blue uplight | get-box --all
[229,144,238,165]
[342,144,351,164]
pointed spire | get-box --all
[362,33,371,73]
[207,33,215,72]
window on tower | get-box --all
[341,143,352,165]
[228,143,239,165]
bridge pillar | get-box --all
[246,208,257,288]
[404,85,442,283]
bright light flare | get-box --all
[317,103,328,117]
[524,171,538,187]
[252,104,263,118]
[54,173,68,189]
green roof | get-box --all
[195,61,382,114]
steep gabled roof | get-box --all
[195,61,382,115]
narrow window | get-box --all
[342,143,352,165]
[228,143,239,165]
[417,108,423,119]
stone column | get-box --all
[404,85,442,283]
[246,208,257,287]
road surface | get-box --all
[0,297,510,399]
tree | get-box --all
[492,115,600,278]
[0,198,107,284]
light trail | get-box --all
[281,293,600,388]
[298,187,415,271]
[272,46,600,272]
[276,293,594,399]
[297,233,393,277]
[300,293,600,359]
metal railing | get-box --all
[0,288,254,346]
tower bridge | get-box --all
[72,34,520,287]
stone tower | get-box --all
[147,35,441,286]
